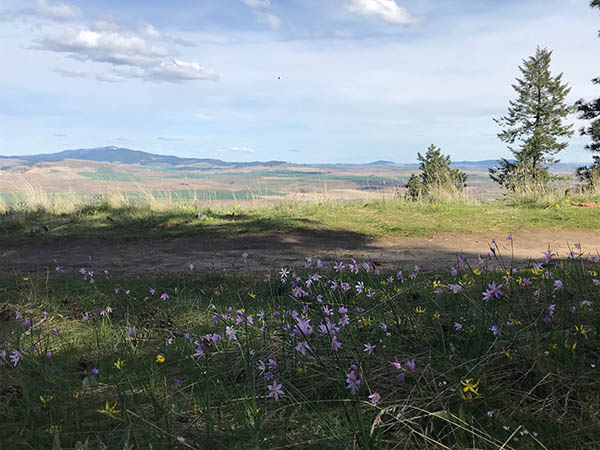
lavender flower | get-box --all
[267,380,285,400]
[345,365,362,394]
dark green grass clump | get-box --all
[0,244,599,449]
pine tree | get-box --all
[405,144,466,201]
[490,47,574,191]
[575,1,600,188]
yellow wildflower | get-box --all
[114,359,125,370]
[564,341,576,352]
[361,316,374,327]
[575,325,590,340]
[156,354,166,364]
[97,400,120,417]
[433,280,442,288]
[507,313,521,326]
[460,378,481,400]
[47,425,60,435]
[432,311,440,320]
[248,292,256,299]
[415,306,426,314]
[473,269,481,276]
[40,395,54,404]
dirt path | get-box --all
[1,230,598,276]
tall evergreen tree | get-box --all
[575,0,600,188]
[490,47,574,191]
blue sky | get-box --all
[0,0,599,163]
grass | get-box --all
[1,243,600,449]
[0,195,598,245]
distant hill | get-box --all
[1,147,288,168]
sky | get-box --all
[0,0,599,164]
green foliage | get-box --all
[405,144,467,201]
[575,2,600,188]
[490,47,574,191]
[405,174,424,201]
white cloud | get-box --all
[242,0,271,8]
[346,0,419,25]
[241,0,281,29]
[34,0,81,21]
[96,71,128,83]
[145,59,219,82]
[140,22,162,39]
[90,17,120,32]
[37,28,170,66]
[36,24,215,83]
[158,136,184,142]
[231,146,256,153]
[54,68,88,78]
[256,12,281,29]
[137,21,196,47]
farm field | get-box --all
[0,155,531,205]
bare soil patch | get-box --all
[1,230,598,276]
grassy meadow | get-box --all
[1,242,600,449]
[1,194,599,246]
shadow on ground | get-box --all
[1,225,598,276]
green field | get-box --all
[1,197,598,245]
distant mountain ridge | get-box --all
[0,146,586,171]
[0,146,287,168]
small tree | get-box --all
[490,47,574,191]
[405,144,466,201]
[575,0,600,189]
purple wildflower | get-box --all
[363,343,376,356]
[267,380,285,400]
[331,336,342,352]
[345,365,362,394]
[368,392,381,405]
[10,350,23,366]
[543,250,556,263]
[448,284,462,294]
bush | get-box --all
[405,144,467,201]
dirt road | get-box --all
[1,230,598,276]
